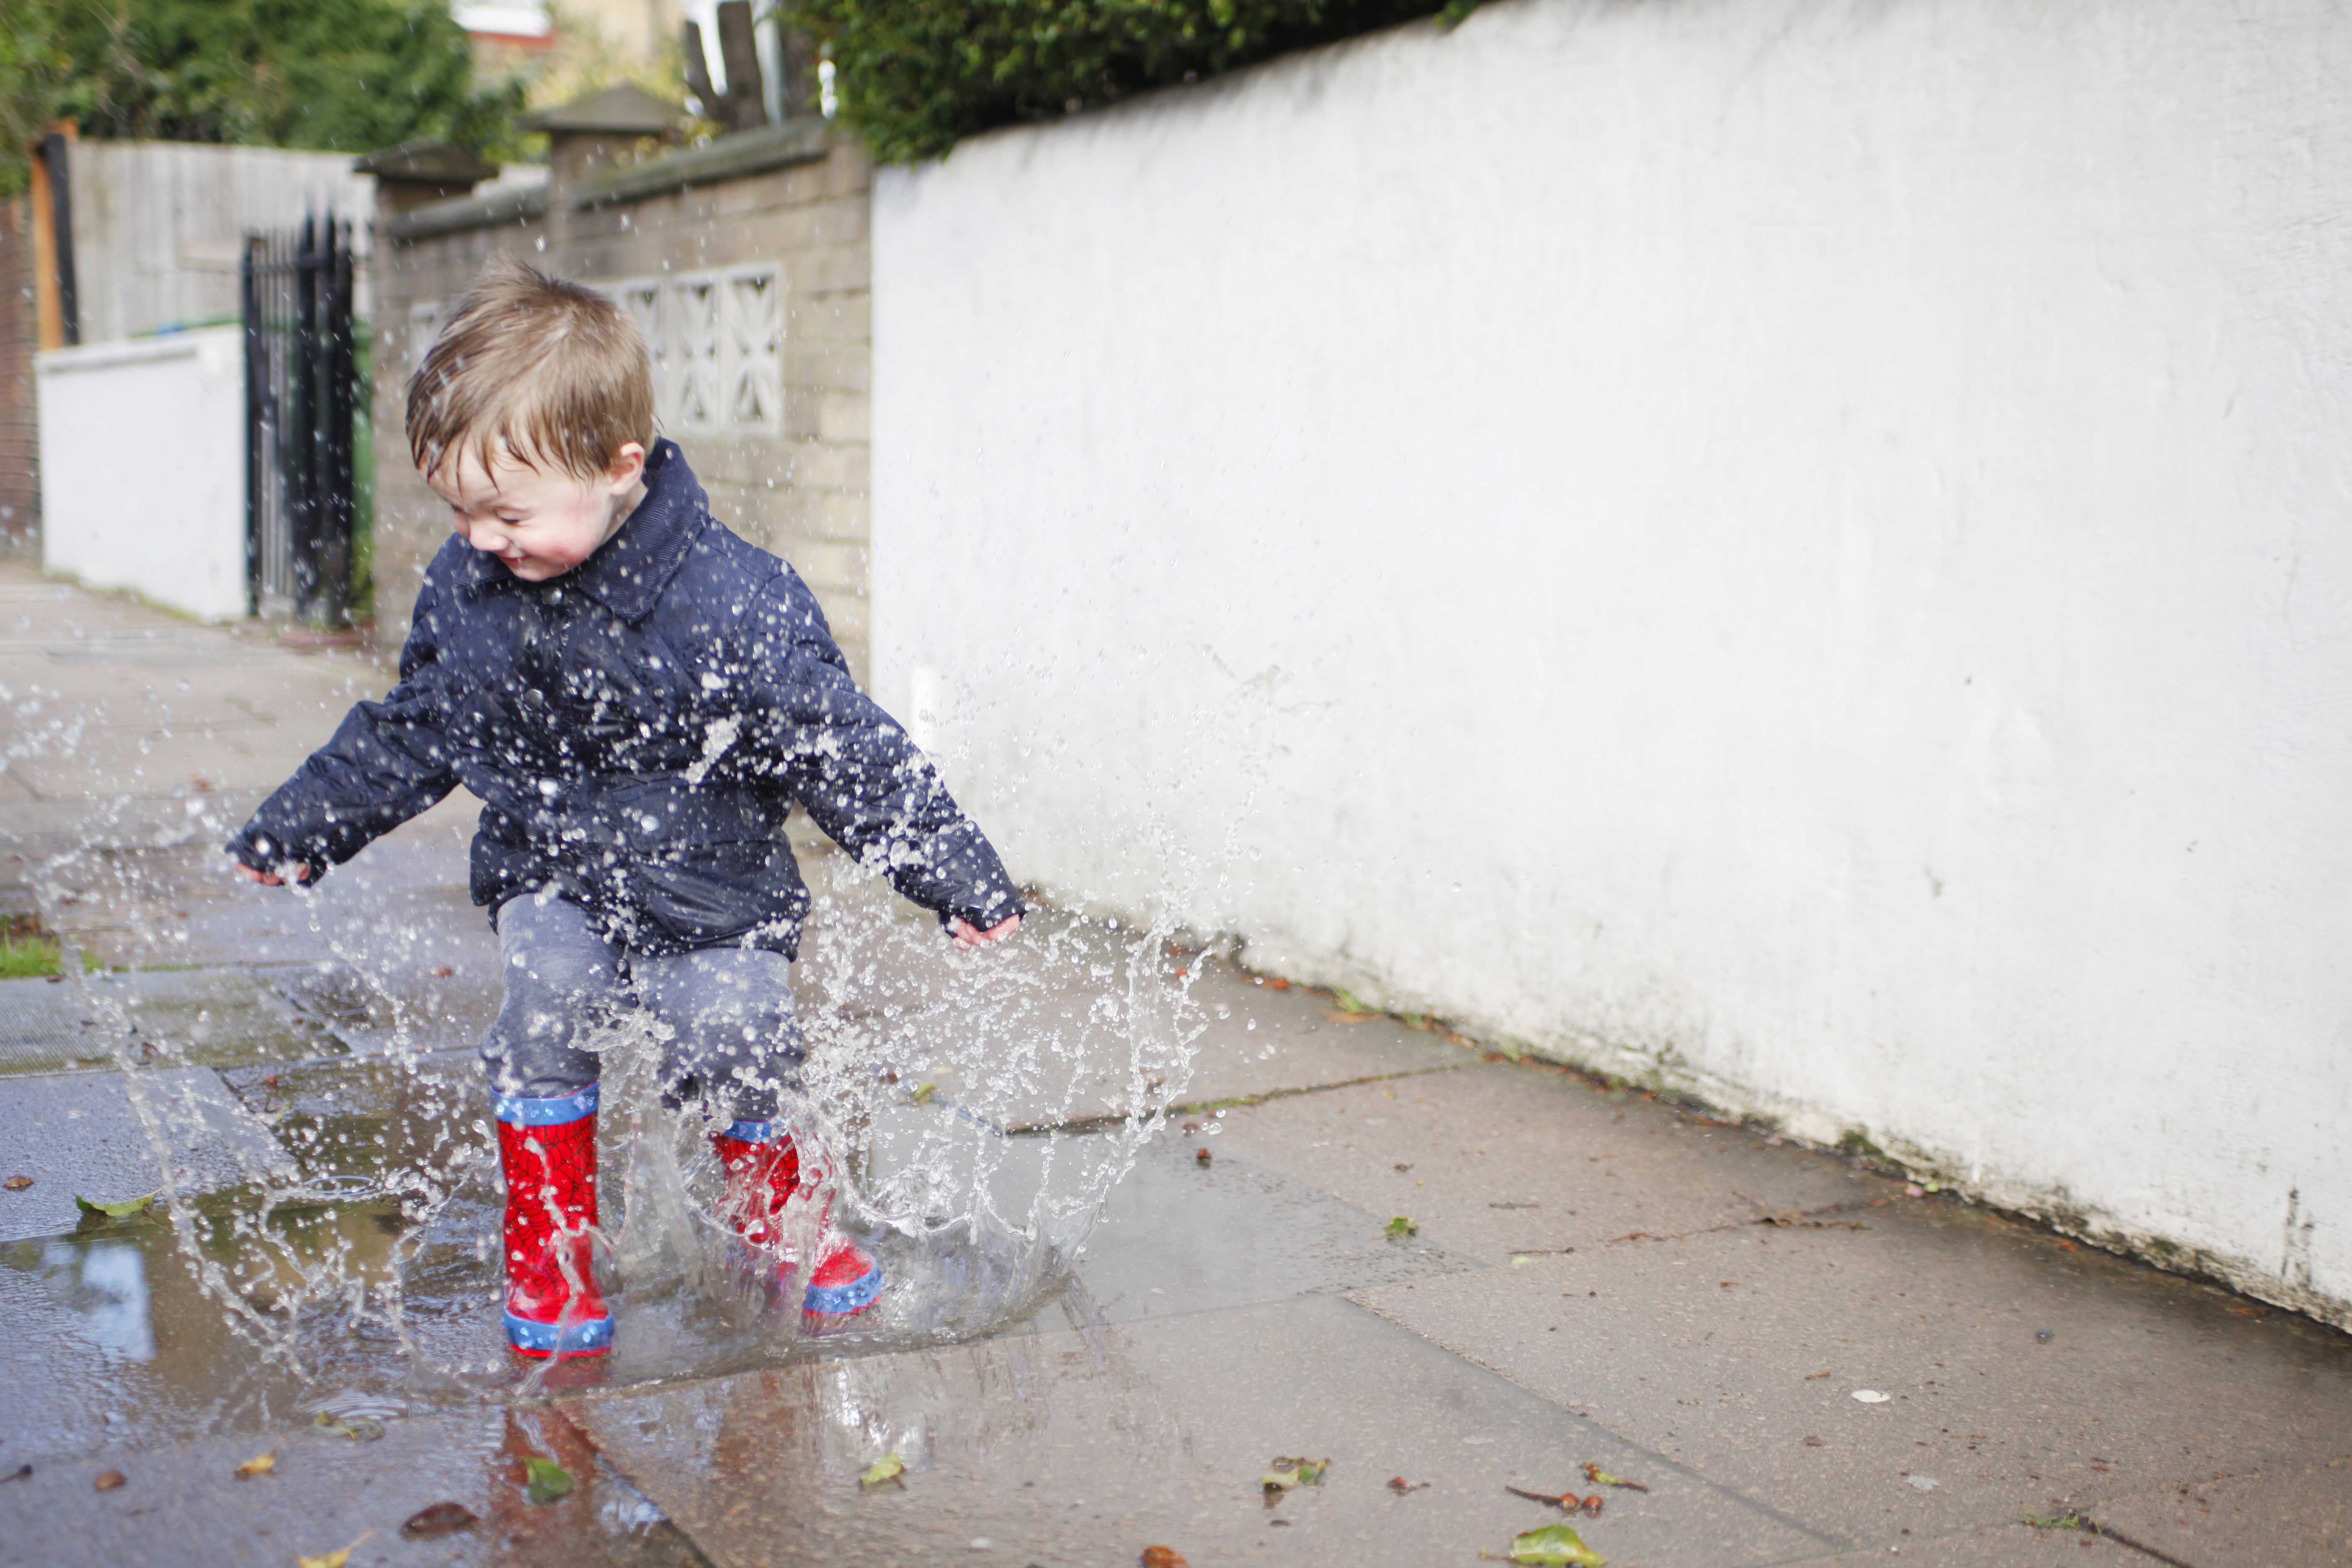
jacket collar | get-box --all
[453,439,707,621]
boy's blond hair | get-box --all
[406,253,655,482]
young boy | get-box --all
[229,255,1023,1359]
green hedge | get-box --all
[776,0,1471,163]
[1,0,519,198]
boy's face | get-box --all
[425,439,647,583]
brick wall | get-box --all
[0,195,37,554]
[370,125,874,683]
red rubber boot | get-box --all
[495,1087,612,1358]
[712,1119,884,1322]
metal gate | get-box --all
[241,215,357,624]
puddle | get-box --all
[0,1114,1469,1468]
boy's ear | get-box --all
[606,441,647,493]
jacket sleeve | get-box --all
[729,566,1025,930]
[225,580,460,878]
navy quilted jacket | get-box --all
[227,440,1024,956]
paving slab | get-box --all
[2084,1455,2352,1567]
[0,1404,705,1568]
[1782,1518,2144,1564]
[0,1065,294,1241]
[0,968,336,1078]
[1211,1060,1870,1265]
[572,1292,1838,1568]
[1353,1201,2352,1555]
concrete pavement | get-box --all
[0,560,2346,1568]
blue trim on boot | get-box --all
[493,1084,600,1127]
[504,1308,613,1356]
[804,1258,885,1317]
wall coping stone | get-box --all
[386,118,838,244]
[574,117,834,209]
[387,184,549,243]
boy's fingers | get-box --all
[947,913,1021,948]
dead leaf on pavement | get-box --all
[401,1501,478,1536]
[1385,1216,1418,1238]
[74,1191,157,1222]
[311,1413,385,1441]
[93,1469,126,1491]
[3,1175,31,1191]
[859,1453,905,1489]
[524,1456,573,1504]
[1387,1476,1429,1494]
[295,1530,371,1568]
[234,1449,277,1480]
[1506,1522,1607,1565]
[1261,1457,1330,1495]
[1140,1548,1188,1568]
[1581,1462,1648,1492]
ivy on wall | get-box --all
[775,0,1472,163]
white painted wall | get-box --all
[870,0,2352,1327]
[38,329,248,622]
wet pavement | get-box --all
[1,561,2349,1568]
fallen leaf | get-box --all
[1581,1462,1648,1492]
[1387,1476,1428,1494]
[1261,1457,1329,1492]
[1328,986,1370,1014]
[1508,1522,1606,1565]
[524,1456,573,1504]
[908,1083,937,1105]
[402,1501,479,1537]
[74,1190,157,1221]
[1140,1548,1189,1568]
[234,1450,276,1480]
[93,1469,126,1492]
[296,1530,370,1568]
[859,1453,905,1488]
[3,1175,31,1191]
[1385,1216,1418,1239]
[312,1413,385,1441]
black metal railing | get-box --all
[242,215,357,624]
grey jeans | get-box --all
[480,889,802,1122]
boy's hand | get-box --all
[234,861,313,887]
[947,913,1021,949]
